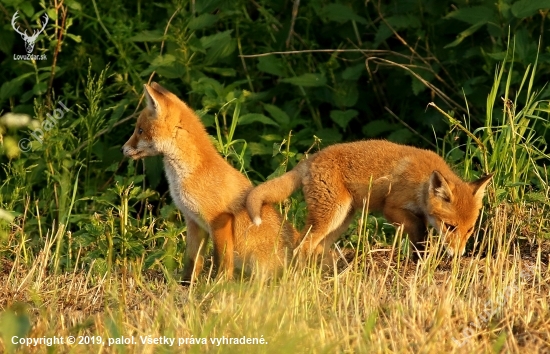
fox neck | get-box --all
[160,124,220,182]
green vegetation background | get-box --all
[0,0,549,272]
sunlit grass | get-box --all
[1,194,549,353]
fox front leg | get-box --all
[211,213,235,280]
[383,206,428,255]
[182,218,209,284]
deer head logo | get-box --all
[11,11,49,54]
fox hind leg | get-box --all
[298,183,353,259]
[315,213,356,269]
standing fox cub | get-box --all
[122,83,298,281]
[247,140,493,258]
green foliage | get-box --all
[0,0,549,273]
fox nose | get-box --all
[120,146,124,153]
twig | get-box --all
[146,7,180,86]
[237,22,254,92]
[286,0,300,48]
[374,3,459,93]
[240,49,389,58]
[366,57,466,113]
[47,0,68,106]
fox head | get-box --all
[122,82,195,159]
[425,171,493,256]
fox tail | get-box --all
[246,160,308,226]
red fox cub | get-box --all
[122,83,298,282]
[247,140,493,258]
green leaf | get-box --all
[374,14,422,46]
[202,67,237,77]
[0,73,33,101]
[65,0,82,11]
[342,64,364,81]
[486,51,507,60]
[0,28,14,55]
[330,110,358,129]
[444,22,485,48]
[248,142,272,156]
[20,2,34,17]
[333,81,359,107]
[514,28,533,61]
[281,73,326,87]
[511,0,550,18]
[388,128,413,143]
[410,70,434,95]
[260,134,284,142]
[263,104,290,126]
[46,8,57,20]
[150,54,175,67]
[411,76,425,95]
[320,4,367,24]
[144,250,165,269]
[32,82,47,95]
[187,36,205,53]
[146,54,185,79]
[385,15,421,29]
[204,39,236,64]
[362,120,398,137]
[128,30,165,42]
[195,0,224,14]
[155,63,186,79]
[374,23,392,46]
[257,56,286,77]
[315,128,342,144]
[238,113,279,127]
[200,30,233,49]
[65,33,82,43]
[444,6,496,25]
[188,14,218,30]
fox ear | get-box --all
[143,84,162,119]
[471,173,493,201]
[429,170,453,202]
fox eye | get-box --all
[138,128,143,134]
[444,223,457,232]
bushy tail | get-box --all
[247,160,308,226]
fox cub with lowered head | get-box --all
[122,83,298,282]
[247,140,492,258]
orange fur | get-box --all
[247,140,493,258]
[122,83,298,282]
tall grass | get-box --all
[0,199,548,353]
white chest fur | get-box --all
[163,158,208,230]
